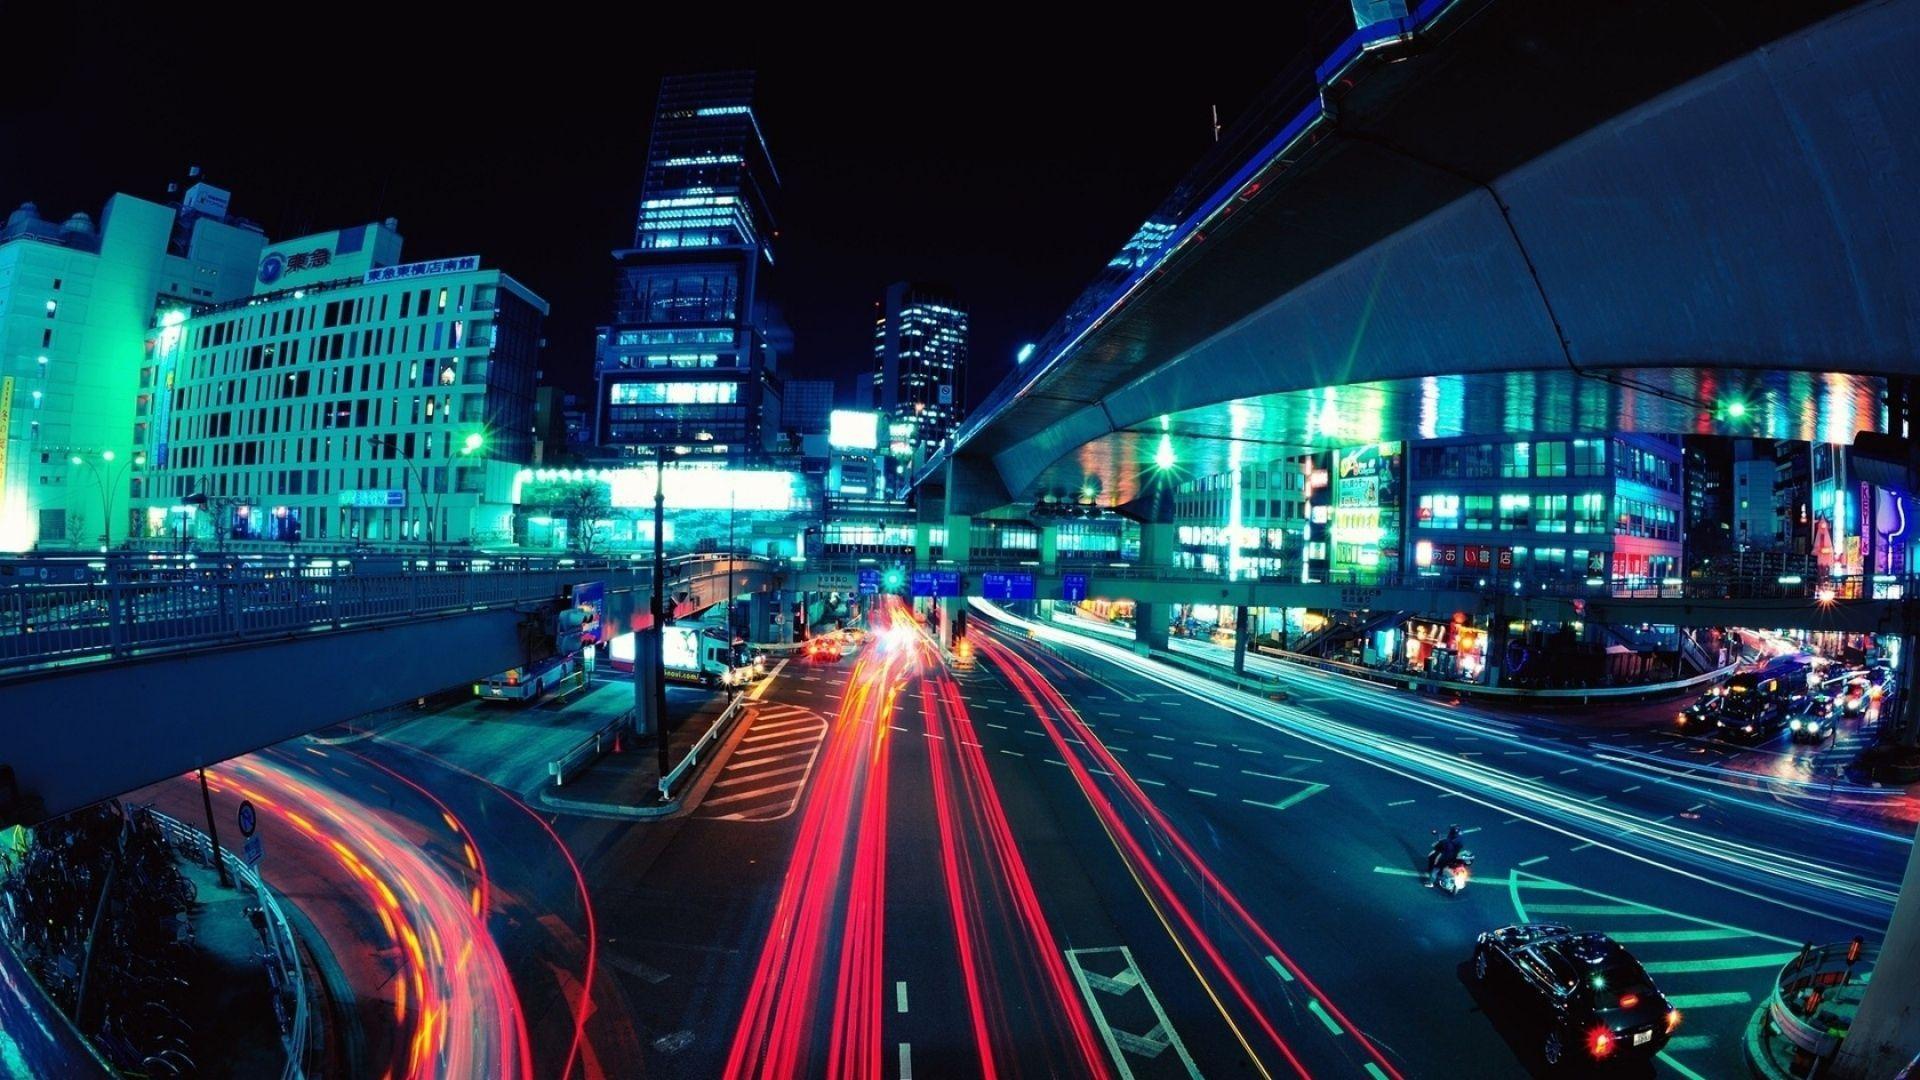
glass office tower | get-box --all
[595,71,784,460]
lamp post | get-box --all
[67,449,143,550]
[372,431,484,555]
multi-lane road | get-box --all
[21,596,1911,1079]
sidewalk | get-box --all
[172,859,287,1079]
[537,686,734,817]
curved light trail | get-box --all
[206,756,534,1079]
[977,630,1405,1080]
[976,601,1902,924]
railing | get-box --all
[0,554,771,676]
[803,558,1915,605]
[153,811,309,1080]
[548,708,632,788]
[1767,939,1878,1064]
[1249,645,1739,705]
[659,690,750,801]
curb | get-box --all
[1744,1000,1796,1080]
[536,787,681,819]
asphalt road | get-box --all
[24,598,1906,1079]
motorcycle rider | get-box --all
[1427,825,1464,888]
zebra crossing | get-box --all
[697,703,829,822]
[1505,869,1799,1078]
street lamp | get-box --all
[372,431,485,554]
[67,449,143,550]
[650,443,691,787]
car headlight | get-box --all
[1790,719,1803,731]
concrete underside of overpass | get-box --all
[0,561,774,825]
[958,0,1917,507]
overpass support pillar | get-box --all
[633,629,662,739]
[1234,607,1250,675]
[1484,619,1511,688]
[944,514,973,565]
[1039,525,1059,573]
[1134,604,1170,652]
[1832,813,1920,1076]
[914,520,934,566]
[1137,521,1175,571]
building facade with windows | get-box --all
[871,281,967,462]
[135,225,547,548]
[1407,433,1684,589]
[0,185,264,550]
[594,72,786,460]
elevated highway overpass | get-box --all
[922,0,1918,508]
[0,556,782,824]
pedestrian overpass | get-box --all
[0,556,782,825]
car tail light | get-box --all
[1666,1009,1682,1033]
[1588,1026,1615,1059]
[1619,992,1640,1009]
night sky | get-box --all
[4,8,1333,408]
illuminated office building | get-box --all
[872,281,968,461]
[0,183,264,550]
[595,71,786,460]
[1407,433,1684,591]
[136,221,548,547]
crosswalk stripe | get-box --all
[1642,953,1800,975]
[1666,991,1753,1009]
[1606,928,1753,944]
[713,763,810,788]
[702,780,806,808]
[734,734,819,754]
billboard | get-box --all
[254,225,384,294]
[571,581,607,645]
[829,410,880,450]
[663,624,702,676]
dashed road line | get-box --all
[896,982,909,1014]
[1388,798,1416,807]
[1518,856,1550,867]
[1189,788,1218,798]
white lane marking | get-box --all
[1152,734,1175,742]
[1237,747,1264,755]
[1194,741,1219,748]
[703,779,806,807]
[1147,752,1174,761]
[986,722,1009,730]
[736,734,822,754]
[1137,777,1166,787]
[1098,711,1121,717]
[1194,761,1221,769]
[899,1043,912,1079]
[1388,798,1416,807]
[1189,788,1218,797]
[712,763,811,787]
[1065,946,1202,1079]
[896,981,908,1014]
[999,749,1025,758]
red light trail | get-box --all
[976,628,1406,1080]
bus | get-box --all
[474,652,586,703]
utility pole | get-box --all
[653,444,671,787]
[198,766,232,888]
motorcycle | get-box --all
[1436,849,1476,896]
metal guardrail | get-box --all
[659,691,751,801]
[1767,939,1877,1063]
[806,558,1916,604]
[0,555,771,676]
[548,709,633,788]
[1248,645,1741,704]
[153,811,308,1080]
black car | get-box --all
[1713,696,1787,742]
[1789,694,1837,743]
[1674,692,1721,734]
[1472,924,1680,1068]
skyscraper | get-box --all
[871,281,967,459]
[594,72,785,461]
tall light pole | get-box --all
[67,449,143,550]
[373,431,484,554]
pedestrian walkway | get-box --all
[171,858,290,1078]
